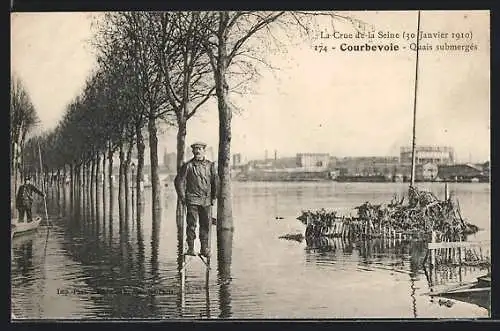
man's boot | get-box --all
[186,239,196,256]
[200,238,210,258]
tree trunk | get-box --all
[10,139,16,174]
[78,164,82,219]
[19,134,26,181]
[72,164,76,216]
[118,142,125,222]
[124,141,133,222]
[148,116,161,213]
[176,119,187,228]
[87,162,92,221]
[12,141,20,214]
[82,163,86,219]
[11,175,16,219]
[91,158,96,221]
[74,164,79,216]
[217,229,233,318]
[56,168,61,216]
[57,168,61,187]
[214,36,233,232]
[80,164,84,215]
[176,119,187,170]
[69,164,74,213]
[102,152,106,223]
[11,139,19,218]
[77,164,82,204]
[108,146,114,221]
[76,164,80,218]
[136,126,146,221]
[62,165,67,217]
[95,154,101,220]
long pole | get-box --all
[410,10,421,188]
[38,142,52,321]
[38,143,51,227]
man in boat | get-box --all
[174,141,217,257]
[15,176,45,223]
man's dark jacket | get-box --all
[16,183,44,208]
[174,158,217,206]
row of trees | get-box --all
[23,11,355,233]
[10,75,40,218]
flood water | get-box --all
[11,181,490,319]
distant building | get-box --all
[419,163,439,181]
[400,146,455,165]
[481,161,490,177]
[389,163,439,182]
[473,161,490,177]
[232,153,242,167]
[296,153,330,171]
[329,169,341,180]
[437,164,484,182]
[334,156,400,176]
[272,157,297,169]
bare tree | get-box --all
[200,11,366,233]
[146,12,217,228]
[93,12,172,217]
[151,12,216,170]
[200,12,286,232]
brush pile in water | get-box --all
[297,186,479,240]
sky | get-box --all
[10,11,490,163]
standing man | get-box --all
[15,176,45,223]
[175,142,217,257]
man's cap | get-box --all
[24,176,30,181]
[191,142,207,148]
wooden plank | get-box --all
[428,241,485,250]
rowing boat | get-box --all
[11,216,42,237]
[428,274,491,310]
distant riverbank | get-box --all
[235,177,489,184]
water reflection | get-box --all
[306,237,429,269]
[217,230,233,318]
[175,201,215,319]
[304,235,489,316]
[12,182,490,319]
[66,208,143,316]
[108,181,114,223]
[12,235,35,278]
[151,209,161,283]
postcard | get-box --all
[10,10,490,320]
